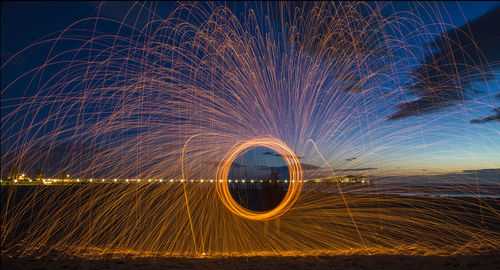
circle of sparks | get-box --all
[215,137,303,221]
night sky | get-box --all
[1,2,499,183]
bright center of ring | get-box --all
[215,137,303,221]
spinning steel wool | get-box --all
[1,2,499,258]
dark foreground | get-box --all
[2,253,500,270]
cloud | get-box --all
[462,168,500,174]
[258,164,377,173]
[389,5,500,120]
[374,168,500,186]
[262,151,304,159]
[470,107,500,123]
[471,92,500,123]
[333,167,378,172]
[258,163,321,172]
[204,161,246,168]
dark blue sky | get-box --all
[3,2,498,67]
[1,2,499,180]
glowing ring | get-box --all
[216,137,303,221]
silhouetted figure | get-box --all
[35,169,43,181]
[263,171,284,211]
[262,171,283,235]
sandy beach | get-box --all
[2,186,499,270]
[2,253,500,270]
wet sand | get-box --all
[2,253,500,270]
[2,186,499,269]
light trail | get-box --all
[215,137,302,221]
[1,2,499,258]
